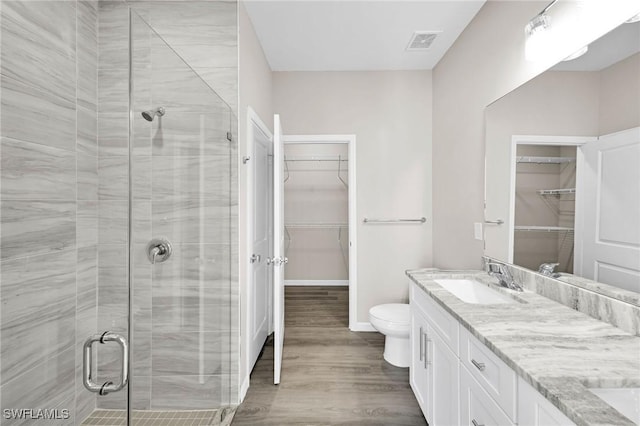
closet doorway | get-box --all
[283,135,357,328]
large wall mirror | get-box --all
[484,17,640,300]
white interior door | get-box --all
[248,119,271,371]
[576,127,640,293]
[273,114,286,384]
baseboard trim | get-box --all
[284,280,348,286]
[239,374,249,403]
[350,322,377,332]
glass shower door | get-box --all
[127,10,235,423]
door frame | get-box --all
[242,107,274,400]
[509,134,596,265]
[282,134,358,330]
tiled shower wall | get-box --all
[0,0,238,424]
[0,0,99,424]
[96,0,238,411]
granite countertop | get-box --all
[406,268,640,426]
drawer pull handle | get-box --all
[471,359,486,371]
[472,420,485,426]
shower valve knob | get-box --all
[146,238,172,264]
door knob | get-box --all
[250,254,261,263]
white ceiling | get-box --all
[244,1,486,71]
[552,20,640,71]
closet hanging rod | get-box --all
[363,217,427,224]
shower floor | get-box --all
[81,408,236,426]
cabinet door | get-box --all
[460,365,514,426]
[410,307,430,419]
[428,326,459,426]
[518,377,575,425]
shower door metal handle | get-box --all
[83,332,129,396]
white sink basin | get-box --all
[434,279,516,304]
[590,388,640,425]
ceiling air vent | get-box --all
[406,31,440,51]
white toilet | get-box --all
[369,303,410,368]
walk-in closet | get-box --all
[283,143,349,285]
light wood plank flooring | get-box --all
[232,286,427,425]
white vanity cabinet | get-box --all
[409,282,576,426]
[410,284,459,426]
[518,377,574,426]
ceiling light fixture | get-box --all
[524,0,561,62]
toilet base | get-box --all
[383,335,410,368]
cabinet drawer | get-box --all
[460,365,514,426]
[410,282,459,355]
[459,326,517,422]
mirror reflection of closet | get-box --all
[514,145,577,274]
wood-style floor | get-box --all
[232,286,427,425]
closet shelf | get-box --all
[285,155,348,162]
[516,156,576,164]
[537,188,576,195]
[515,226,574,232]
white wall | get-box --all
[599,52,640,135]
[432,0,640,269]
[273,71,433,323]
[238,0,273,398]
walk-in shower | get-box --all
[0,2,238,425]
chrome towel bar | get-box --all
[363,217,426,224]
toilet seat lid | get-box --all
[369,303,410,325]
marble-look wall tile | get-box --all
[98,155,128,200]
[151,156,230,201]
[78,106,98,156]
[78,152,98,201]
[1,0,77,102]
[1,250,76,384]
[1,200,76,260]
[198,67,237,111]
[151,110,232,157]
[1,347,75,425]
[97,244,128,333]
[152,298,235,333]
[75,246,97,423]
[99,200,127,244]
[150,375,229,410]
[1,137,76,200]
[98,112,128,156]
[152,199,231,244]
[132,155,151,200]
[97,1,128,70]
[1,75,76,152]
[151,331,230,376]
[98,68,128,114]
[151,243,230,289]
[77,200,98,248]
[77,0,98,112]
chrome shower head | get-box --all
[141,107,165,122]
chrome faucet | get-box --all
[538,262,560,278]
[487,262,523,292]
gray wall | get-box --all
[0,0,99,423]
[273,70,433,324]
